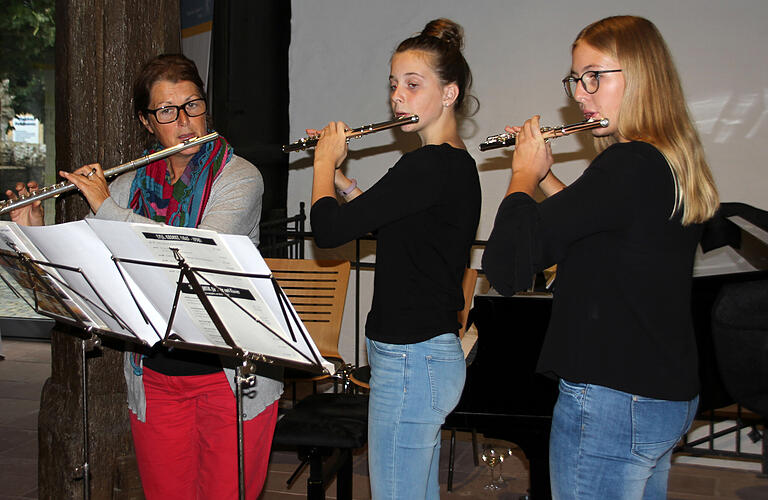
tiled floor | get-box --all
[0,338,45,499]
[1,338,767,500]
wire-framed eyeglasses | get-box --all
[562,70,622,99]
[145,98,207,124]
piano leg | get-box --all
[527,453,552,500]
[447,429,456,491]
[445,427,482,492]
[763,423,767,477]
[514,430,553,500]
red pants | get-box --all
[130,368,278,500]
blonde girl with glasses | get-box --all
[483,16,718,500]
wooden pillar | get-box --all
[39,1,179,498]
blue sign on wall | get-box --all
[181,0,213,31]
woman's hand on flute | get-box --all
[5,181,44,226]
[504,115,554,197]
[311,122,350,204]
[312,121,349,171]
[308,122,361,199]
[60,163,111,214]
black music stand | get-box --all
[110,247,328,500]
[0,246,157,500]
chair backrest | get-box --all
[458,268,478,339]
[265,258,350,360]
[458,268,479,362]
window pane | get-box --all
[0,0,56,330]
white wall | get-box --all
[287,0,768,364]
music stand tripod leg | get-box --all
[235,361,259,500]
[73,333,101,500]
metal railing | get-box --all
[258,203,307,259]
[675,407,767,474]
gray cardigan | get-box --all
[94,155,283,421]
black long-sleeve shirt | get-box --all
[311,144,481,344]
[483,141,703,400]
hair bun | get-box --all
[395,18,475,117]
[421,18,464,50]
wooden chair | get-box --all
[446,268,482,490]
[458,268,479,360]
[265,258,351,397]
[267,259,367,500]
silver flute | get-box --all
[479,118,609,152]
[282,115,419,153]
[0,132,219,216]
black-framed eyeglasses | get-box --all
[562,70,622,99]
[145,98,207,124]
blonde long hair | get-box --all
[575,16,718,225]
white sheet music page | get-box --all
[219,233,332,373]
[87,219,329,371]
[84,219,210,347]
[0,221,105,329]
[15,221,164,345]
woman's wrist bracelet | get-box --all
[338,178,357,197]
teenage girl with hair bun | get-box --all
[309,18,481,500]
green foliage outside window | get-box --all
[0,0,55,122]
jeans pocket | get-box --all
[631,396,694,462]
[426,353,465,416]
[369,339,407,359]
[558,378,587,400]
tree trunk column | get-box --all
[40,1,179,498]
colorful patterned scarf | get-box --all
[129,135,233,227]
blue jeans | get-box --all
[550,379,698,500]
[366,333,466,500]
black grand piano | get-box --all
[445,292,558,498]
[445,203,768,499]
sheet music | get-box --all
[82,220,217,347]
[18,221,164,345]
[87,219,330,371]
[219,233,330,371]
[0,222,105,328]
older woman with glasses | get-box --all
[6,53,282,500]
[483,16,719,500]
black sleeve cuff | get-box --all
[310,196,343,248]
[482,192,541,296]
